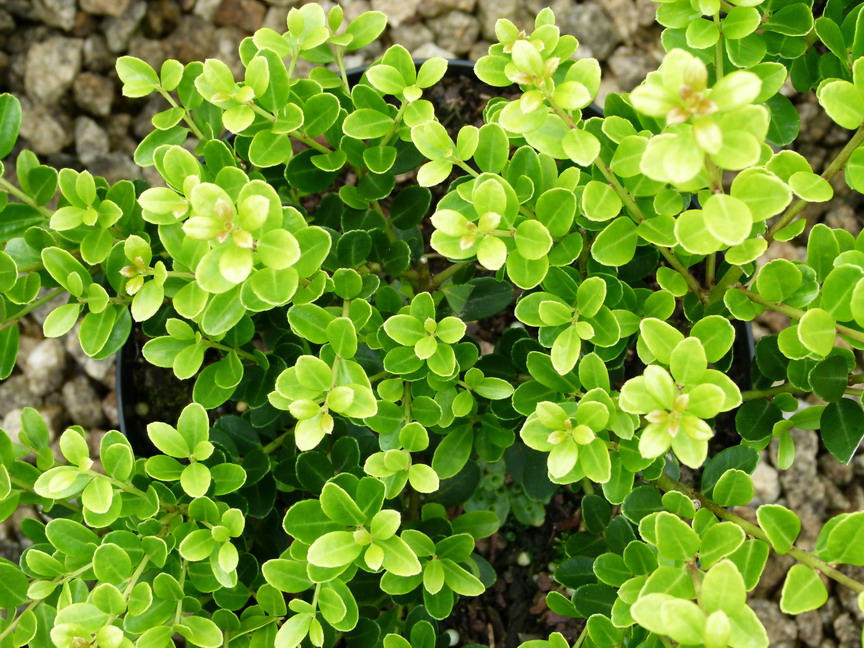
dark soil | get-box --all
[444,491,585,648]
[116,327,193,455]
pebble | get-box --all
[73,72,114,117]
[557,1,622,61]
[0,376,42,419]
[62,375,106,429]
[75,116,111,166]
[143,0,182,38]
[18,98,73,155]
[370,0,422,28]
[64,330,116,388]
[25,339,68,397]
[750,600,799,646]
[82,34,114,72]
[104,1,148,53]
[750,459,781,505]
[81,0,133,17]
[426,11,480,56]
[214,0,266,33]
[24,36,83,105]
[390,23,436,56]
[476,0,519,41]
[412,42,456,61]
[34,0,78,32]
[795,610,824,647]
[418,0,477,18]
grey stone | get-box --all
[477,0,519,40]
[370,0,421,28]
[750,600,798,646]
[4,0,40,22]
[192,0,222,21]
[24,36,83,105]
[104,1,147,53]
[63,376,106,429]
[213,26,248,78]
[83,35,114,73]
[1,409,24,445]
[412,42,456,60]
[426,11,480,56]
[0,375,42,418]
[25,338,67,397]
[103,391,120,427]
[34,0,78,31]
[65,329,116,388]
[608,44,660,92]
[87,152,142,185]
[2,404,64,444]
[126,35,172,71]
[81,0,133,17]
[418,0,476,18]
[389,22,436,55]
[556,1,622,60]
[796,610,824,647]
[75,116,110,166]
[341,0,371,22]
[262,6,290,32]
[167,15,216,63]
[73,72,115,116]
[18,99,74,155]
[143,0,182,37]
[468,40,492,62]
[750,459,781,505]
[214,0,266,33]
[833,613,860,647]
[0,10,14,33]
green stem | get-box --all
[200,339,259,363]
[653,473,864,594]
[429,261,471,290]
[709,123,864,304]
[158,89,208,142]
[248,103,332,154]
[739,287,864,345]
[592,144,702,296]
[0,562,93,640]
[262,428,293,454]
[1,287,66,330]
[713,14,724,79]
[334,48,350,94]
[741,383,801,400]
[0,177,53,219]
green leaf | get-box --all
[711,469,754,506]
[779,564,828,614]
[249,130,292,167]
[591,217,637,267]
[756,504,800,554]
[819,79,864,129]
[654,512,700,561]
[93,543,132,585]
[703,194,752,246]
[344,11,387,50]
[797,308,836,357]
[343,109,393,140]
[820,398,864,463]
[755,259,801,302]
[699,522,746,569]
[0,563,28,608]
[180,462,211,498]
[582,181,622,222]
[0,94,22,159]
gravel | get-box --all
[1,0,862,644]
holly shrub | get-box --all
[2,1,864,647]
